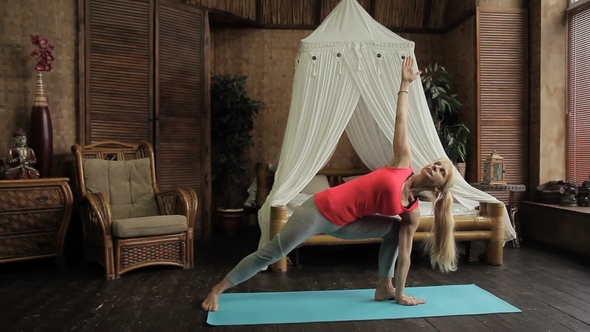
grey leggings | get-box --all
[226,197,401,286]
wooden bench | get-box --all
[520,201,590,257]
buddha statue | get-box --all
[5,129,40,180]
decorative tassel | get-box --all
[354,43,362,71]
[311,54,318,77]
[336,52,342,75]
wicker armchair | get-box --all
[71,141,198,280]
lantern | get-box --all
[483,150,507,185]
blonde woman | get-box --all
[202,56,458,311]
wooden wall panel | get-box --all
[477,8,528,205]
[477,0,526,9]
[84,0,153,144]
[443,16,477,182]
[528,0,541,194]
[155,0,210,239]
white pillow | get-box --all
[343,175,361,182]
[301,175,331,195]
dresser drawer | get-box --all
[0,232,58,260]
[0,186,65,211]
[0,209,64,235]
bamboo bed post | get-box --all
[270,205,289,272]
[486,201,505,266]
[479,201,489,216]
[256,162,271,207]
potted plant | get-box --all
[211,74,263,235]
[421,63,470,177]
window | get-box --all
[567,2,590,183]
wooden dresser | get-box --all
[0,178,73,264]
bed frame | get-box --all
[255,162,505,272]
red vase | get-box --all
[29,72,53,178]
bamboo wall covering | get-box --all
[186,0,471,32]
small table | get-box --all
[0,178,74,265]
[470,183,526,248]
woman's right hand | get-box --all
[397,294,427,306]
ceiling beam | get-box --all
[208,9,263,28]
[260,23,441,34]
[441,7,476,33]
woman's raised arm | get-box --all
[387,56,421,169]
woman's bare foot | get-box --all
[374,277,396,301]
[202,289,220,311]
[201,277,234,312]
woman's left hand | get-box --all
[401,56,422,83]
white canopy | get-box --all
[257,0,516,256]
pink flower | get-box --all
[30,34,55,73]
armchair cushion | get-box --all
[113,215,187,238]
[83,158,160,220]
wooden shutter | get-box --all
[477,8,528,204]
[155,0,211,239]
[567,3,590,183]
[80,0,154,144]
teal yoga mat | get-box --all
[206,284,521,326]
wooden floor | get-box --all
[1,228,590,332]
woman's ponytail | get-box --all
[425,189,458,273]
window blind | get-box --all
[567,3,590,183]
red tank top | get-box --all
[314,166,419,226]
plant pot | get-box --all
[456,163,466,178]
[218,208,244,236]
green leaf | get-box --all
[211,74,265,207]
[420,62,470,164]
